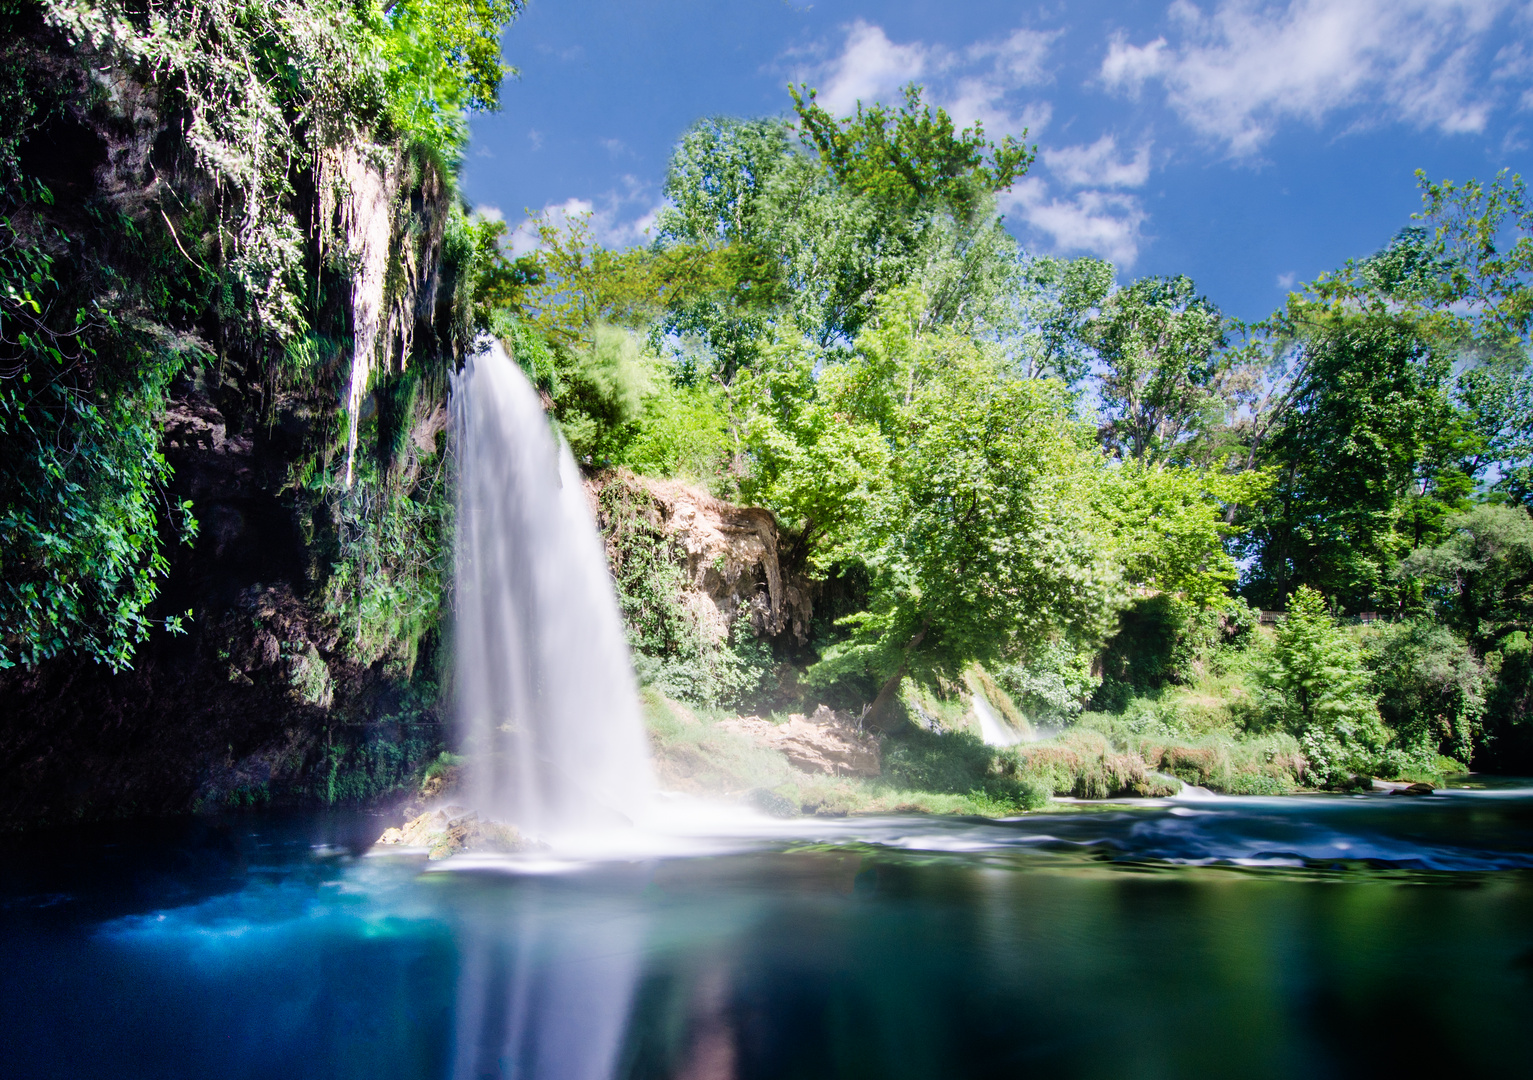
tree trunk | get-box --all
[866,622,930,732]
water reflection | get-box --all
[0,792,1529,1079]
[452,887,644,1080]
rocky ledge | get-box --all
[375,807,528,860]
[724,705,882,777]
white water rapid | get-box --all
[451,339,655,843]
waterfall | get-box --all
[451,339,655,842]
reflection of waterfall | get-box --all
[452,891,644,1080]
[451,340,655,841]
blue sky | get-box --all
[460,0,1533,322]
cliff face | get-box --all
[595,473,815,649]
[0,4,463,826]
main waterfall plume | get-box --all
[451,340,655,841]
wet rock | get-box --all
[1404,782,1436,795]
[746,787,799,818]
[375,807,528,860]
[724,705,881,777]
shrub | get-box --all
[1259,586,1388,786]
[1363,620,1485,766]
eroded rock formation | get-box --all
[591,471,814,646]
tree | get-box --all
[1005,254,1113,385]
[1089,275,1230,464]
[1262,586,1387,786]
[809,324,1118,727]
[790,83,1033,223]
[1402,504,1533,647]
[1095,459,1271,607]
[1363,620,1485,766]
[1240,310,1469,612]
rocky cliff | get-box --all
[0,2,471,826]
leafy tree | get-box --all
[1402,503,1533,647]
[1261,586,1387,786]
[1095,459,1271,606]
[1005,255,1113,384]
[809,325,1118,726]
[1240,310,1468,612]
[1363,620,1484,766]
[1089,275,1229,463]
[789,83,1033,223]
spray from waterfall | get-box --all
[451,339,655,841]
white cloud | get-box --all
[1100,0,1521,155]
[793,21,1056,137]
[1100,34,1170,96]
[1276,271,1296,289]
[1043,135,1152,188]
[813,20,931,116]
[527,129,543,151]
[475,205,505,223]
[1000,179,1148,266]
[600,137,628,157]
[507,197,592,257]
[505,181,664,258]
[792,23,1155,266]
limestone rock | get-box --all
[590,472,814,645]
[375,807,527,860]
[724,705,881,777]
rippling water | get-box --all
[2,785,1530,1079]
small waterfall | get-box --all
[973,693,1028,747]
[451,339,655,842]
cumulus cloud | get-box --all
[1000,179,1148,267]
[793,22,1154,266]
[1043,135,1152,189]
[1100,0,1524,155]
[812,21,931,116]
[792,20,1056,137]
[1100,34,1170,96]
[504,183,664,258]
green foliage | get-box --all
[376,0,524,152]
[1089,275,1229,463]
[1259,586,1387,786]
[1362,620,1484,765]
[1006,254,1114,384]
[319,446,450,675]
[1402,504,1533,645]
[555,325,656,463]
[790,83,1033,223]
[883,727,1050,812]
[0,189,199,670]
[621,381,732,482]
[993,638,1099,726]
[812,319,1118,691]
[1095,459,1271,605]
[1241,310,1468,612]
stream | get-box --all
[2,784,1530,1079]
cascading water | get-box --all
[451,339,655,842]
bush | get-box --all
[1259,586,1388,786]
[1363,620,1485,765]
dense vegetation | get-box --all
[497,86,1533,789]
[3,0,1531,817]
[0,0,527,819]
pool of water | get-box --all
[2,786,1530,1079]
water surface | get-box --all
[2,787,1530,1079]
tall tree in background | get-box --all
[1089,275,1230,464]
[1239,309,1467,613]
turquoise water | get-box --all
[1,788,1530,1079]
